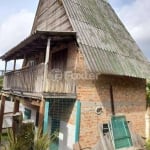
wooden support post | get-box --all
[13,99,20,114]
[13,59,16,71]
[4,61,7,73]
[12,99,20,134]
[45,38,51,64]
[43,38,51,92]
[0,95,6,136]
[38,99,45,128]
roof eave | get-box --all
[0,30,77,61]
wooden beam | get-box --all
[12,99,20,133]
[43,38,51,92]
[13,99,20,113]
[0,95,6,135]
[51,44,68,54]
[13,59,16,71]
[23,100,40,109]
[4,61,7,73]
[45,38,51,64]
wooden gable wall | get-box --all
[32,0,73,32]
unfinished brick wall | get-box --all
[61,45,146,148]
[76,76,146,148]
[72,48,147,148]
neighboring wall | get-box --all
[75,49,146,148]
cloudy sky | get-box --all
[0,0,150,70]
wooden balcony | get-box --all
[3,63,76,95]
[46,70,76,94]
[3,64,44,93]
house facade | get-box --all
[0,0,150,149]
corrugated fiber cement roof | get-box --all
[63,0,150,78]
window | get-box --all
[24,108,31,120]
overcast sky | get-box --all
[0,0,150,70]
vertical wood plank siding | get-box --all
[46,71,76,93]
[3,64,76,94]
[33,0,73,32]
[3,64,44,93]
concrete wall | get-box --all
[47,112,76,150]
[59,121,75,150]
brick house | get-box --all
[0,0,150,149]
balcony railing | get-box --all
[0,70,12,77]
[3,64,76,94]
[46,70,76,94]
[3,64,44,93]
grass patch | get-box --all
[0,76,3,90]
[146,139,150,150]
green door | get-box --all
[110,116,132,149]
